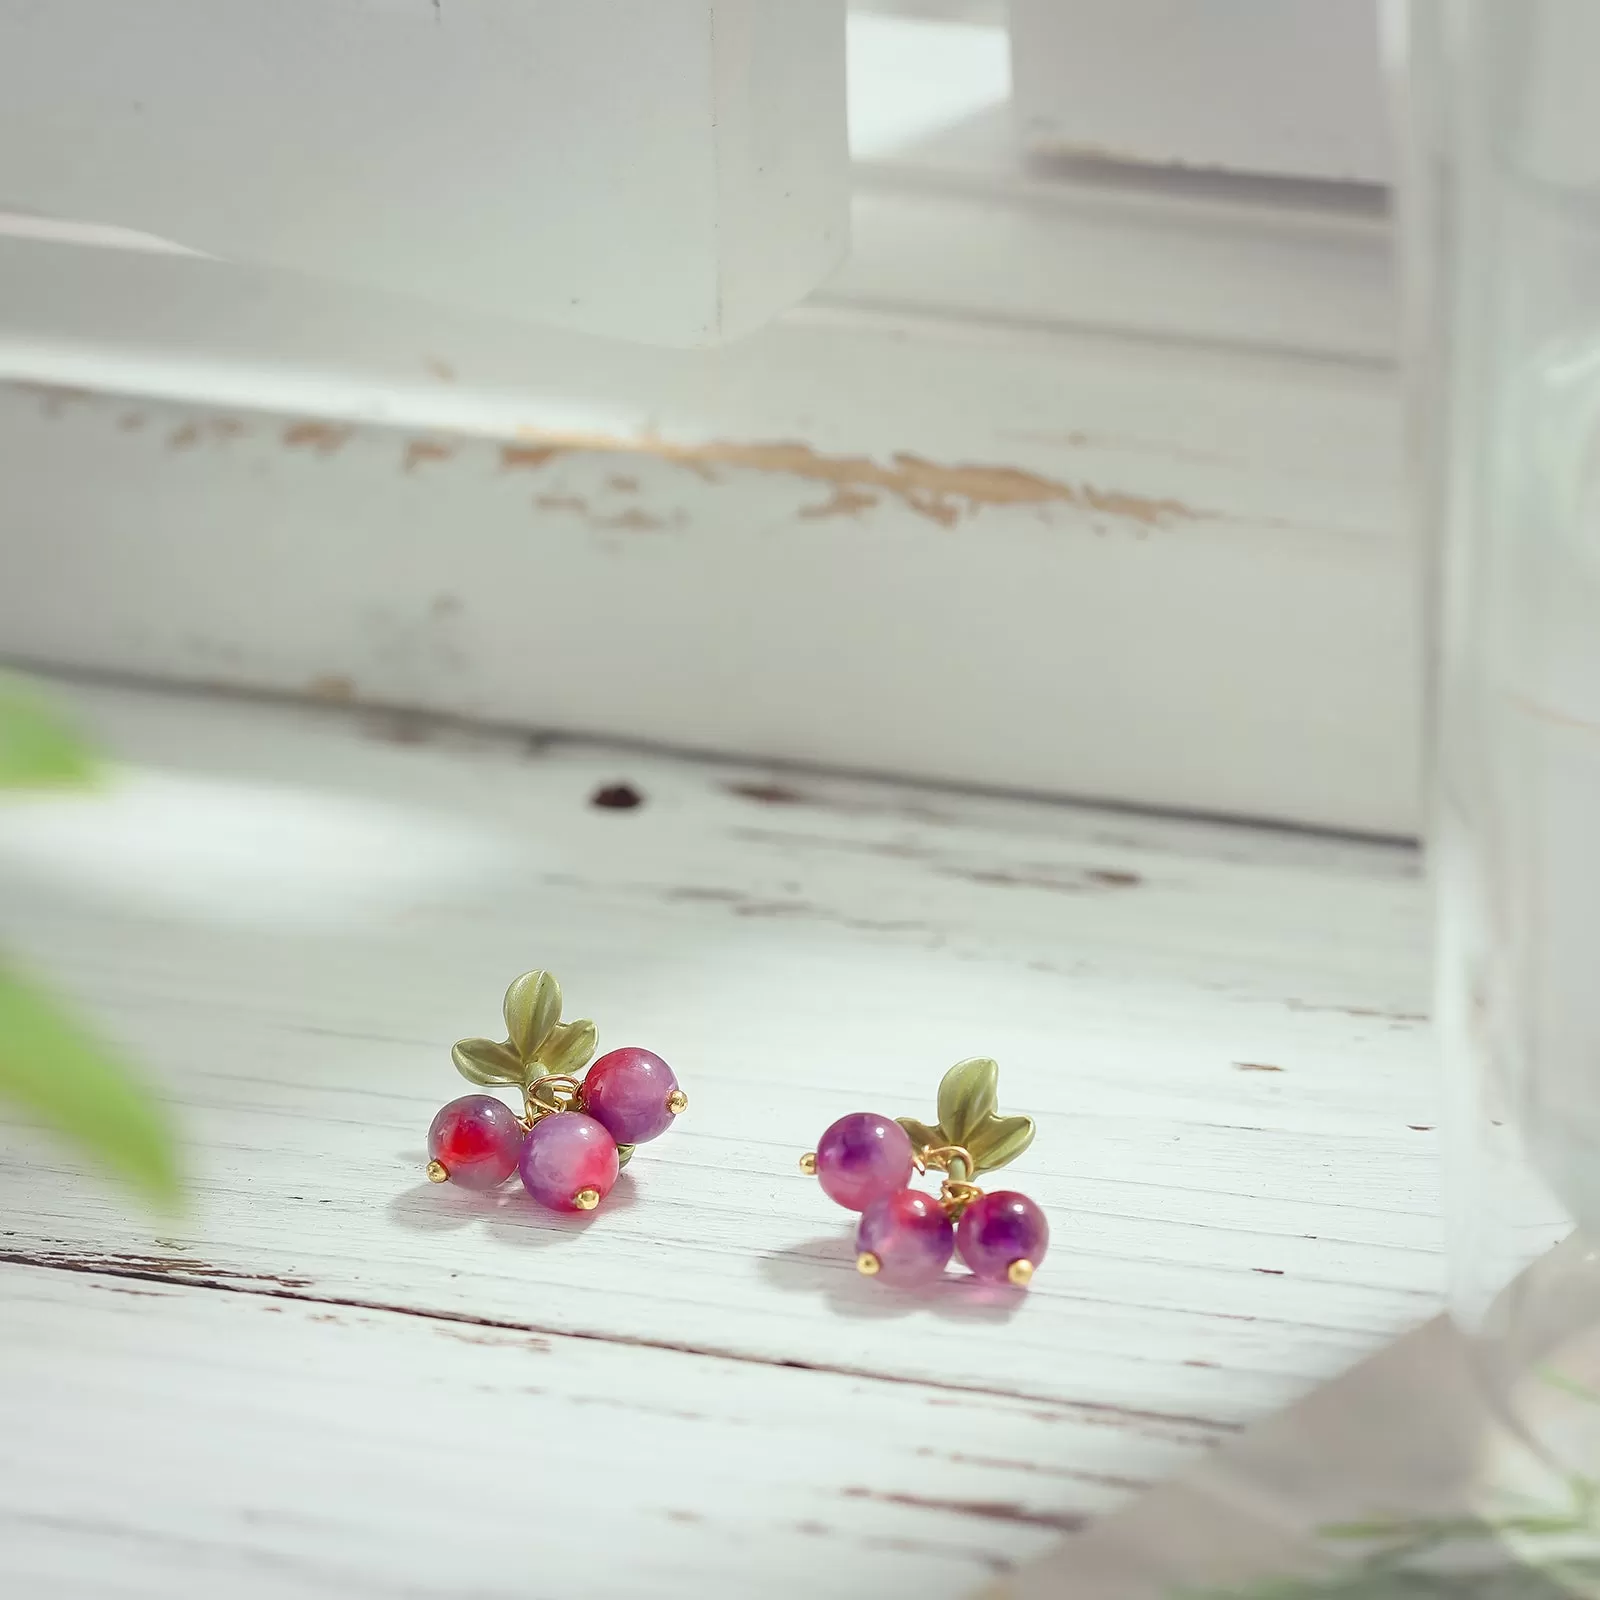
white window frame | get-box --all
[0,3,1412,835]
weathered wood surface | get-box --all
[0,684,1437,1595]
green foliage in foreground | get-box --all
[0,677,179,1204]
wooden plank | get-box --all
[0,684,1435,1408]
[0,681,1439,1589]
[1,1261,1171,1595]
[0,292,1412,835]
[0,0,849,345]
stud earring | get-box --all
[425,969,686,1212]
[799,1057,1047,1287]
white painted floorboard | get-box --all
[0,684,1438,1596]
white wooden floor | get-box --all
[0,684,1438,1598]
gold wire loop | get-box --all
[920,1144,974,1176]
[524,1073,584,1124]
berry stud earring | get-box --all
[799,1057,1047,1288]
[425,969,686,1212]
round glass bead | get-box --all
[956,1190,1049,1283]
[582,1047,681,1145]
[427,1094,523,1190]
[518,1112,620,1212]
[856,1188,955,1286]
[814,1112,915,1211]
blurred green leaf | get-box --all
[0,676,98,789]
[1539,1367,1600,1406]
[0,964,179,1206]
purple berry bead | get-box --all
[519,1112,620,1212]
[427,1094,523,1190]
[856,1189,955,1286]
[582,1047,684,1145]
[813,1112,915,1211]
[956,1190,1049,1286]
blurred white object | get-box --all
[1010,0,1391,184]
[0,770,501,928]
[844,11,1009,160]
[0,0,848,347]
[1405,0,1600,1546]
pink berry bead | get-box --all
[519,1112,620,1212]
[427,1094,523,1190]
[582,1047,683,1145]
[956,1190,1050,1285]
[856,1188,955,1286]
[813,1112,915,1211]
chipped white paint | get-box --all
[0,308,1411,835]
[0,683,1439,1595]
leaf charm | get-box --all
[895,1117,942,1163]
[504,970,564,1062]
[535,1018,598,1079]
[902,1059,1036,1176]
[937,1058,999,1146]
[966,1113,1035,1172]
[451,1037,525,1087]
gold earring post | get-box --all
[573,1187,600,1211]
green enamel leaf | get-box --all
[617,1143,635,1169]
[936,1057,998,1146]
[0,676,98,789]
[451,1037,524,1087]
[0,963,179,1205]
[968,1113,1035,1173]
[536,1018,597,1078]
[895,1117,943,1160]
[503,970,562,1062]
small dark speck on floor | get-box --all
[1253,1268,1285,1276]
[591,782,644,810]
[726,780,806,805]
[1408,1125,1435,1131]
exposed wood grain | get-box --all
[0,683,1438,1593]
[2,1263,1126,1596]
